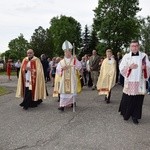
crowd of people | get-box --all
[4,40,150,125]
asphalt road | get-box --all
[0,75,150,150]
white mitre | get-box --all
[62,40,73,51]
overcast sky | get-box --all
[0,0,149,53]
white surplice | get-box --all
[119,51,150,95]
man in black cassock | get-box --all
[119,40,150,124]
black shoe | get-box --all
[23,107,28,110]
[30,104,38,108]
[58,107,64,111]
[132,117,139,124]
[19,102,24,107]
[106,99,110,104]
[106,100,110,104]
[105,97,110,104]
[124,117,129,121]
[92,87,95,90]
[37,99,43,105]
[71,102,76,107]
[30,102,38,108]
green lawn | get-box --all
[0,71,16,76]
[0,86,8,96]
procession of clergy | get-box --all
[16,40,150,125]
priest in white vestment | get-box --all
[119,40,150,124]
[56,40,82,111]
[97,49,116,103]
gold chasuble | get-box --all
[55,57,81,95]
[16,56,46,101]
[97,58,116,97]
[53,74,61,97]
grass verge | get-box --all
[0,71,16,76]
[0,86,8,96]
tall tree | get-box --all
[89,28,99,53]
[93,0,141,55]
[49,15,82,56]
[7,33,29,60]
[2,50,17,62]
[30,26,53,58]
[82,25,91,54]
[140,16,150,54]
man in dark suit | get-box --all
[89,50,100,90]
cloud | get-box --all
[0,0,149,53]
[138,0,150,17]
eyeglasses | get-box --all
[130,44,139,47]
